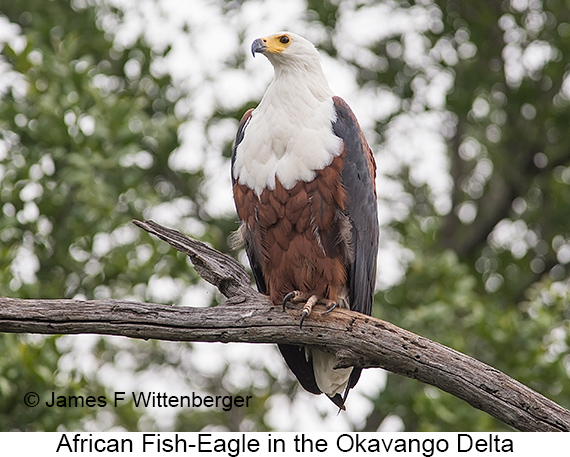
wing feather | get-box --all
[332,96,379,394]
[332,96,378,316]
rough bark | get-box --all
[0,219,569,432]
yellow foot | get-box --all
[299,295,318,328]
[282,291,337,328]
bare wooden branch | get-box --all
[1,219,569,432]
[132,219,252,298]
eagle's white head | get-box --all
[233,32,341,196]
[251,32,325,77]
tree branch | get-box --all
[1,219,569,432]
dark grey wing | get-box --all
[332,96,379,398]
[278,345,321,395]
[332,96,378,316]
[231,109,253,185]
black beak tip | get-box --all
[251,38,267,58]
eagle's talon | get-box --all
[321,301,338,315]
[299,310,309,328]
[282,291,298,311]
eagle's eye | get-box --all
[279,35,290,44]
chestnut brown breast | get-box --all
[233,153,351,306]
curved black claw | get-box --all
[299,310,309,329]
[321,302,338,315]
[282,291,297,311]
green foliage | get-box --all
[0,334,86,431]
[0,0,205,431]
[1,0,569,432]
[350,0,570,431]
[0,0,203,302]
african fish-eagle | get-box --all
[231,32,378,409]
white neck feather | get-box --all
[233,60,342,196]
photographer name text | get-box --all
[41,391,252,411]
